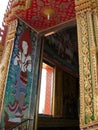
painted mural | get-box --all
[0,20,41,129]
[44,26,78,73]
[7,29,32,119]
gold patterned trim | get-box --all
[0,20,17,119]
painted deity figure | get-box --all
[8,29,32,118]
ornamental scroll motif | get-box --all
[76,10,94,127]
[75,0,98,128]
[80,13,94,124]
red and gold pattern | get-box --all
[0,0,75,44]
[17,0,75,32]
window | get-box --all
[39,62,54,115]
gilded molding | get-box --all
[75,0,98,128]
[26,0,32,9]
[0,20,17,119]
[4,0,28,25]
[0,40,14,118]
[76,11,94,128]
[93,9,98,47]
[87,10,98,122]
[75,0,98,13]
[76,14,85,125]
[6,20,17,40]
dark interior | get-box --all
[38,25,80,130]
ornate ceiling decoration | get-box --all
[18,0,76,32]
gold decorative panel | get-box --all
[75,0,98,129]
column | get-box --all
[75,0,98,129]
[0,19,17,119]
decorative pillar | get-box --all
[0,19,17,119]
[0,0,33,125]
[0,0,44,129]
[75,0,98,129]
